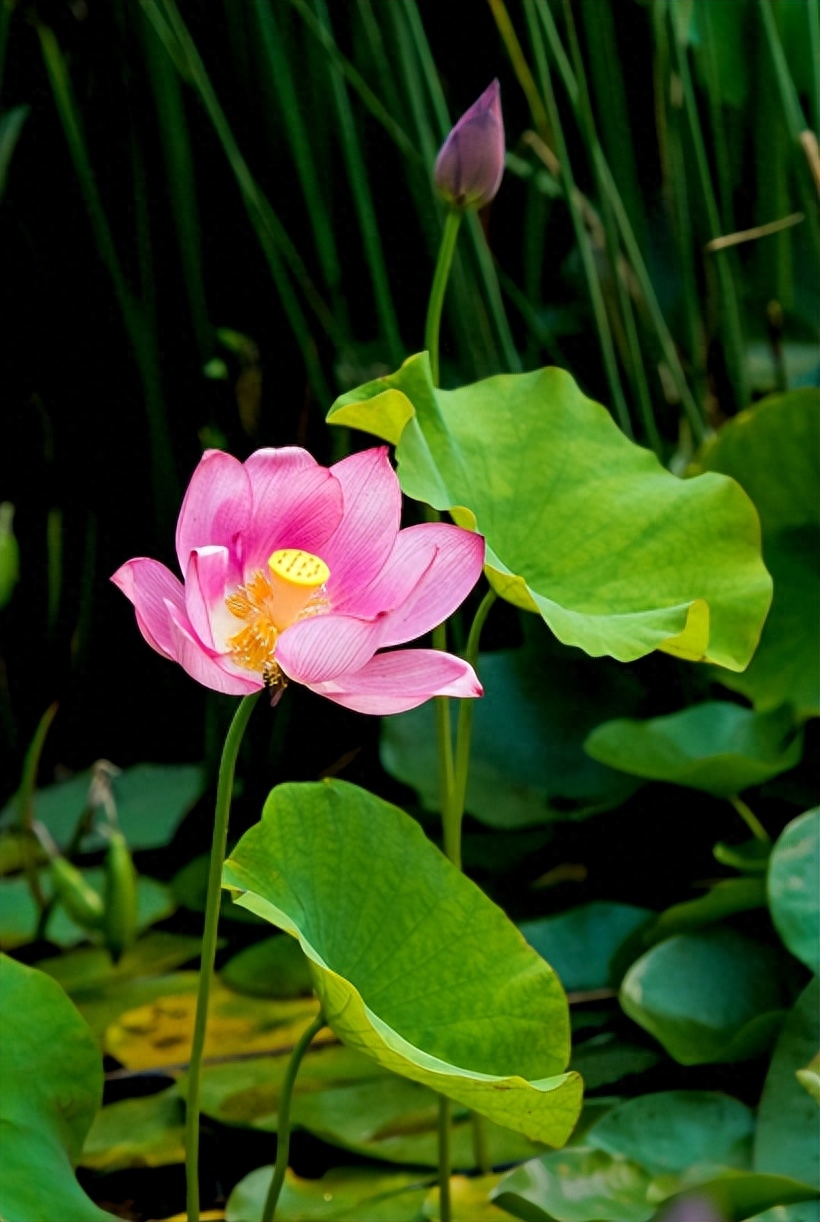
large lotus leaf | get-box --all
[291,1076,544,1171]
[328,354,771,669]
[693,390,819,538]
[755,979,820,1188]
[227,1166,433,1222]
[196,1047,544,1169]
[619,928,788,1064]
[694,390,820,718]
[80,1085,185,1172]
[493,1159,818,1222]
[75,971,199,1042]
[223,780,582,1146]
[584,703,802,797]
[585,1091,754,1174]
[491,1149,654,1222]
[767,808,820,971]
[0,762,204,851]
[710,528,820,718]
[196,1044,384,1130]
[520,902,654,992]
[382,629,642,829]
[105,982,330,1070]
[0,956,115,1222]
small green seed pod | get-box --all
[50,856,105,930]
[104,830,138,962]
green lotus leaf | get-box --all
[695,390,820,718]
[73,971,199,1043]
[520,902,653,992]
[328,354,771,669]
[226,1166,433,1222]
[0,762,205,851]
[585,1091,754,1174]
[619,928,788,1064]
[584,702,802,797]
[491,1148,654,1222]
[767,808,820,971]
[197,1047,544,1169]
[382,628,642,829]
[35,931,201,994]
[0,955,116,1221]
[694,390,819,538]
[643,879,767,946]
[223,780,582,1146]
[755,979,820,1188]
[569,1035,659,1090]
[80,1085,185,1172]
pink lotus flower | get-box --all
[434,80,505,211]
[112,447,485,715]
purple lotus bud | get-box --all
[434,80,505,210]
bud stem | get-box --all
[424,208,463,386]
[185,690,261,1222]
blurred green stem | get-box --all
[36,20,178,537]
[46,508,62,640]
[143,0,335,403]
[671,7,749,409]
[524,0,632,436]
[262,1009,327,1222]
[522,0,705,440]
[312,0,404,366]
[759,0,820,220]
[450,589,497,865]
[16,702,59,913]
[560,0,661,456]
[185,691,261,1222]
[425,209,463,384]
[729,796,770,844]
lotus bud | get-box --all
[434,80,505,210]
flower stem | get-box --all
[448,589,497,865]
[185,690,261,1222]
[472,1111,491,1176]
[261,1009,327,1222]
[729,795,770,844]
[17,701,59,915]
[424,208,463,385]
[438,1096,452,1222]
